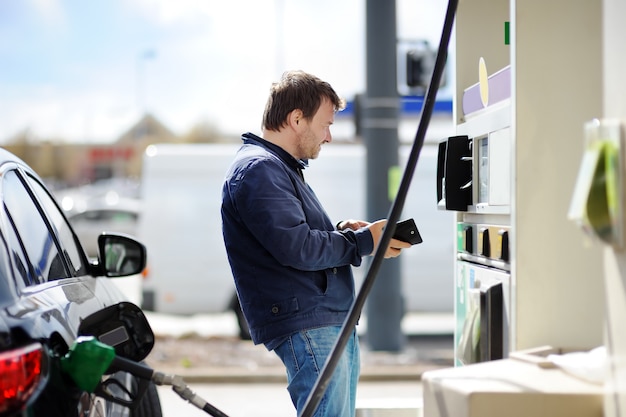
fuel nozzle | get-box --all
[60,336,116,392]
[60,336,154,409]
[60,336,229,417]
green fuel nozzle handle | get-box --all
[60,336,116,392]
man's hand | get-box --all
[367,219,412,258]
[336,219,370,231]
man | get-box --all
[221,70,411,417]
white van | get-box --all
[138,144,237,312]
[137,142,454,327]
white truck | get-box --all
[137,142,454,335]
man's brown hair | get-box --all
[262,70,346,132]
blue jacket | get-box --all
[221,133,373,347]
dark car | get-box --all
[0,148,162,417]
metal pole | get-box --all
[363,0,404,352]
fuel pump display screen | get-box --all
[478,137,489,204]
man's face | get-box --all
[295,98,335,160]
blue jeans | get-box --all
[274,326,360,417]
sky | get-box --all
[0,0,450,144]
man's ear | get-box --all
[288,109,304,129]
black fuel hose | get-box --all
[109,355,230,417]
[298,1,459,416]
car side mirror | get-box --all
[97,233,147,278]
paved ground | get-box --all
[145,313,454,416]
[158,380,426,417]
[145,333,455,383]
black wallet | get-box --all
[392,218,423,245]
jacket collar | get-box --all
[241,132,309,171]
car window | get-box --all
[3,170,69,283]
[3,213,36,288]
[0,233,18,304]
[25,174,86,276]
